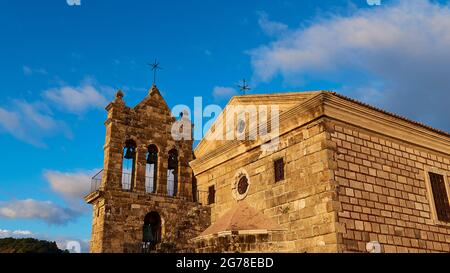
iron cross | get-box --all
[148,60,162,85]
[238,79,251,95]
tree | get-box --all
[0,238,69,253]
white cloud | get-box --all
[44,169,96,201]
[43,84,109,114]
[0,108,20,133]
[257,11,288,37]
[0,169,96,226]
[0,101,72,147]
[23,65,48,76]
[0,77,113,146]
[249,0,450,131]
[13,230,33,236]
[0,229,33,238]
[0,199,80,225]
[212,86,238,101]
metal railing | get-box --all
[145,176,155,193]
[90,170,103,192]
[90,170,212,206]
[167,188,176,197]
[121,172,132,191]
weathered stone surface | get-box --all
[191,91,450,253]
[330,120,450,253]
[87,89,450,253]
[86,86,210,253]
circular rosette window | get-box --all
[232,169,250,201]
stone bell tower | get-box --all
[85,85,210,253]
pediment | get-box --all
[134,85,173,117]
[194,91,323,159]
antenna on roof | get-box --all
[237,79,251,95]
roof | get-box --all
[194,90,449,157]
[199,201,282,237]
[231,90,449,137]
[328,92,450,137]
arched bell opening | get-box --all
[122,139,136,191]
[145,144,158,193]
[142,211,162,252]
[167,149,179,197]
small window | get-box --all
[428,172,450,223]
[274,158,285,182]
[208,185,215,205]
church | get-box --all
[85,84,450,253]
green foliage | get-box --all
[0,238,69,253]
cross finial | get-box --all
[238,79,251,95]
[148,59,162,85]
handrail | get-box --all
[89,170,212,206]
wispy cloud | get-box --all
[0,101,72,147]
[23,65,48,76]
[43,169,96,211]
[212,86,238,102]
[249,0,450,131]
[0,77,114,146]
[0,169,97,226]
[257,11,288,37]
[43,84,109,114]
[0,199,81,225]
[0,229,33,238]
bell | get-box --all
[168,155,177,170]
[147,152,157,164]
[124,147,135,159]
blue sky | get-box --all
[0,0,449,252]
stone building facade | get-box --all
[86,88,450,253]
[190,91,450,253]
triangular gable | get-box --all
[194,91,323,158]
[199,201,282,237]
[134,85,172,115]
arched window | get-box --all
[142,211,161,252]
[122,139,136,191]
[167,149,178,197]
[145,145,158,193]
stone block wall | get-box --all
[87,87,206,253]
[329,120,450,252]
[195,117,341,252]
[89,190,210,253]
